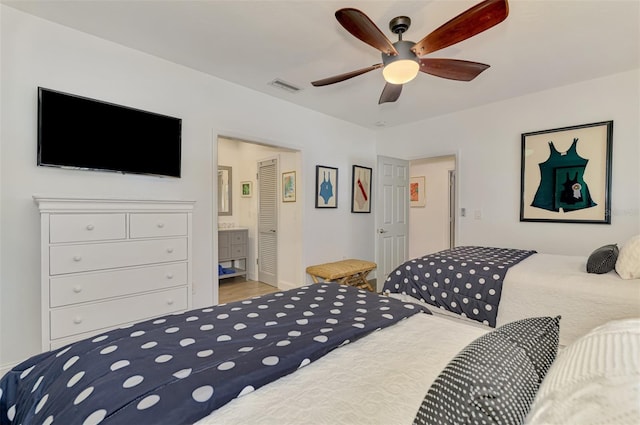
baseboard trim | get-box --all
[0,361,17,377]
[277,281,299,291]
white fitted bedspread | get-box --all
[393,253,640,347]
[195,313,487,425]
[499,253,640,346]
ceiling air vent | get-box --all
[269,79,302,93]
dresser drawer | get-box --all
[230,231,247,244]
[50,238,188,275]
[218,232,230,261]
[50,263,188,307]
[218,231,230,247]
[130,213,187,238]
[230,244,247,258]
[50,213,126,243]
[50,287,187,340]
[219,246,231,261]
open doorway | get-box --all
[215,136,302,303]
[408,155,457,258]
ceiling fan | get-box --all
[311,0,509,104]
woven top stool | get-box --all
[306,259,376,292]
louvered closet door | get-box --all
[258,159,278,286]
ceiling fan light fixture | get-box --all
[383,60,419,84]
[381,40,419,84]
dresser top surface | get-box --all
[33,196,195,212]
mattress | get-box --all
[195,313,488,425]
[499,253,640,345]
[391,253,640,347]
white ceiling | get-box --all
[4,0,639,129]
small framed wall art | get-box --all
[351,165,372,213]
[520,120,613,224]
[315,165,338,208]
[240,181,252,198]
[410,176,426,207]
[282,171,296,202]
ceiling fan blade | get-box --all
[419,58,490,81]
[412,0,509,57]
[335,8,398,56]
[311,64,383,87]
[378,83,403,104]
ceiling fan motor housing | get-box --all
[382,40,419,84]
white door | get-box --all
[258,159,278,286]
[375,156,409,291]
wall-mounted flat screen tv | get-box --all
[38,87,182,177]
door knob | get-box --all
[377,228,388,234]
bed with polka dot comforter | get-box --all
[0,283,429,425]
[383,246,536,327]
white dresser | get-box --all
[34,197,194,351]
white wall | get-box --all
[409,156,455,257]
[0,6,376,366]
[378,70,640,255]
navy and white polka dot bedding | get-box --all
[0,283,429,425]
[383,246,536,327]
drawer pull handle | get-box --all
[166,247,174,254]
[166,273,174,279]
[157,222,165,228]
[86,224,95,231]
[73,256,82,262]
[167,299,174,305]
[73,285,83,293]
[73,317,83,325]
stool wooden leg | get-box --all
[359,270,374,292]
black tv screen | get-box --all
[38,87,182,177]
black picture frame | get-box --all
[520,120,613,224]
[315,165,338,208]
[351,165,372,213]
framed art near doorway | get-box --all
[282,171,296,202]
[241,181,252,198]
[410,176,426,207]
[315,165,338,208]
[351,165,372,213]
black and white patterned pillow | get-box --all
[413,316,560,425]
[586,244,618,274]
[493,316,560,382]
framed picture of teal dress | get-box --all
[520,121,613,224]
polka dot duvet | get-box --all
[0,283,429,425]
[383,246,537,327]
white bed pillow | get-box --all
[615,234,640,279]
[525,318,640,425]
